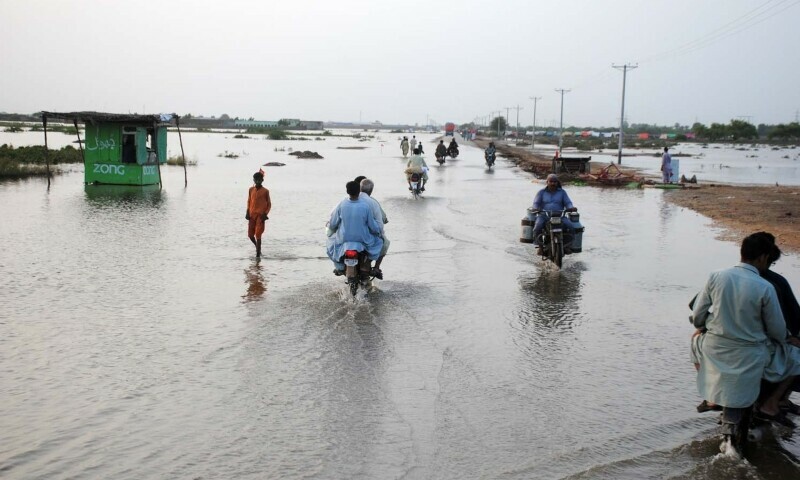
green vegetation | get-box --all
[166,155,197,166]
[0,144,83,178]
[767,122,800,141]
[3,126,24,133]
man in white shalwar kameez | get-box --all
[692,232,800,428]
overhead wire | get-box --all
[638,0,799,65]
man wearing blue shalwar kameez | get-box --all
[692,232,800,428]
[326,181,383,273]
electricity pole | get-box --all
[529,96,541,150]
[514,105,523,136]
[555,89,571,153]
[504,107,511,137]
[612,63,637,164]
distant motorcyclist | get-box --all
[447,138,459,157]
[485,142,496,163]
[531,174,577,253]
[435,140,447,160]
[405,147,429,191]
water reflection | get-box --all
[241,259,268,303]
[83,184,164,208]
[516,263,585,330]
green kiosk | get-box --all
[41,111,185,186]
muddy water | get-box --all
[1,131,799,479]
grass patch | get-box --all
[166,155,197,166]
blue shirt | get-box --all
[533,187,574,212]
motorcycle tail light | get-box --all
[344,250,359,259]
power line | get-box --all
[639,0,800,64]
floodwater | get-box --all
[579,142,800,186]
[1,130,799,479]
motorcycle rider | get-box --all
[532,173,577,255]
[692,232,800,429]
[327,180,384,276]
[435,140,447,161]
[447,138,459,157]
[405,147,429,191]
[485,142,497,163]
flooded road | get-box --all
[1,131,799,479]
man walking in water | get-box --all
[661,147,673,184]
[245,169,272,257]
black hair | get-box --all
[253,172,264,181]
[740,231,775,261]
[413,147,420,155]
[353,175,367,184]
[346,180,360,197]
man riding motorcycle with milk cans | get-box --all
[532,173,578,255]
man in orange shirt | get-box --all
[246,169,271,257]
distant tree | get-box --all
[489,116,507,135]
[727,119,757,141]
[220,114,230,121]
[691,122,708,138]
[277,119,290,127]
[707,122,727,141]
[768,122,800,141]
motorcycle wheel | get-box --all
[552,234,564,268]
[349,279,358,296]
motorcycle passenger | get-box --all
[327,181,384,275]
[405,147,429,191]
[447,138,459,157]
[532,173,577,253]
[691,232,800,429]
[359,178,389,280]
[435,140,447,160]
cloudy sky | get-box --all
[2,0,798,128]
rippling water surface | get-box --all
[1,131,799,479]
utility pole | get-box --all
[504,107,511,136]
[529,96,541,150]
[514,105,524,136]
[612,63,637,164]
[554,89,571,153]
[495,111,502,137]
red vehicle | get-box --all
[444,122,455,136]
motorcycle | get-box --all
[409,172,423,199]
[485,152,496,167]
[342,248,375,296]
[520,208,583,268]
[447,146,459,159]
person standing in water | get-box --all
[661,147,673,184]
[246,169,272,257]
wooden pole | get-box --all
[176,116,187,187]
[154,121,162,190]
[73,119,84,159]
[43,114,51,188]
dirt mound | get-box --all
[288,151,324,159]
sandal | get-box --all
[780,400,800,416]
[755,409,797,429]
[696,400,723,413]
